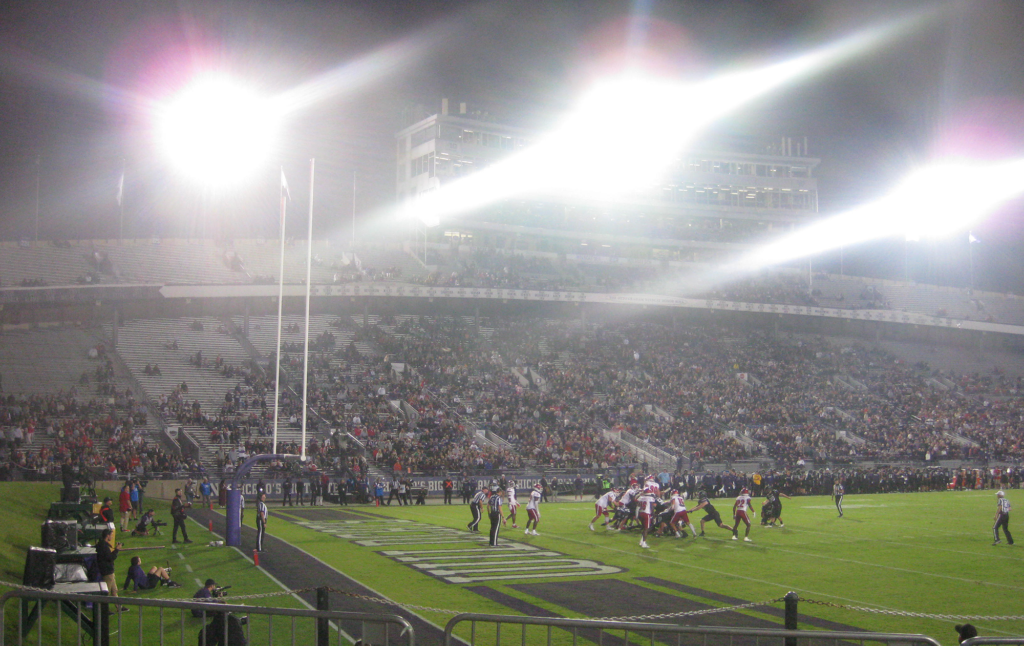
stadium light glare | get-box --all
[156,75,283,187]
[400,11,933,229]
[730,158,1024,274]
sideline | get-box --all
[187,516,358,644]
[193,509,470,646]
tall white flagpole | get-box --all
[300,158,315,461]
[273,168,288,456]
[117,159,125,242]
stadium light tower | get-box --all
[155,73,313,464]
[156,74,284,187]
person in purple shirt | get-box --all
[123,556,179,591]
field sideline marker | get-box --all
[186,516,358,644]
[192,513,468,645]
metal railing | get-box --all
[962,640,1024,646]
[1,588,414,646]
[443,614,942,646]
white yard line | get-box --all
[791,525,1024,562]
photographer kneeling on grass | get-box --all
[132,509,167,537]
[124,556,181,591]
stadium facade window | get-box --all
[438,124,461,141]
[410,152,435,177]
[411,126,434,148]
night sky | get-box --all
[1,0,1022,289]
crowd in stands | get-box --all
[235,313,1024,474]
[14,306,1024,483]
[0,389,199,480]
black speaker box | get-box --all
[61,486,80,503]
[23,547,56,589]
[41,520,78,552]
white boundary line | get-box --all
[193,513,468,646]
[791,525,1024,562]
[187,516,357,644]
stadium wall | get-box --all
[3,281,1022,352]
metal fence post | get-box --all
[784,592,798,646]
[316,587,330,646]
[99,601,111,646]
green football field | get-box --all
[262,488,1024,645]
[0,483,313,646]
[3,485,1023,646]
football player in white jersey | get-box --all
[504,480,520,528]
[636,486,658,548]
[590,488,619,531]
[731,487,754,542]
[525,483,542,536]
[659,489,697,539]
[645,476,660,498]
[610,485,637,531]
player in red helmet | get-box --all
[665,489,697,539]
[590,487,619,531]
[732,487,755,542]
[525,483,543,536]
[636,486,658,548]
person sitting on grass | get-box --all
[124,556,180,591]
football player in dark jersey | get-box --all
[689,489,733,536]
[761,488,792,527]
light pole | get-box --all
[34,156,40,242]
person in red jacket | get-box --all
[118,483,133,533]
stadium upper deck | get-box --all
[2,238,1023,330]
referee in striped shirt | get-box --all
[256,493,268,552]
[468,487,487,533]
[994,490,1014,545]
[488,487,505,546]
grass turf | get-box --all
[0,483,318,645]
[4,485,1023,646]
[263,489,1024,646]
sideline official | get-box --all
[468,486,486,532]
[488,487,504,546]
[994,490,1014,545]
[256,493,268,552]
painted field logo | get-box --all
[296,519,624,584]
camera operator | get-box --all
[132,509,155,536]
[171,488,192,544]
[193,580,245,645]
[192,579,226,616]
[200,609,247,646]
[132,509,167,536]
